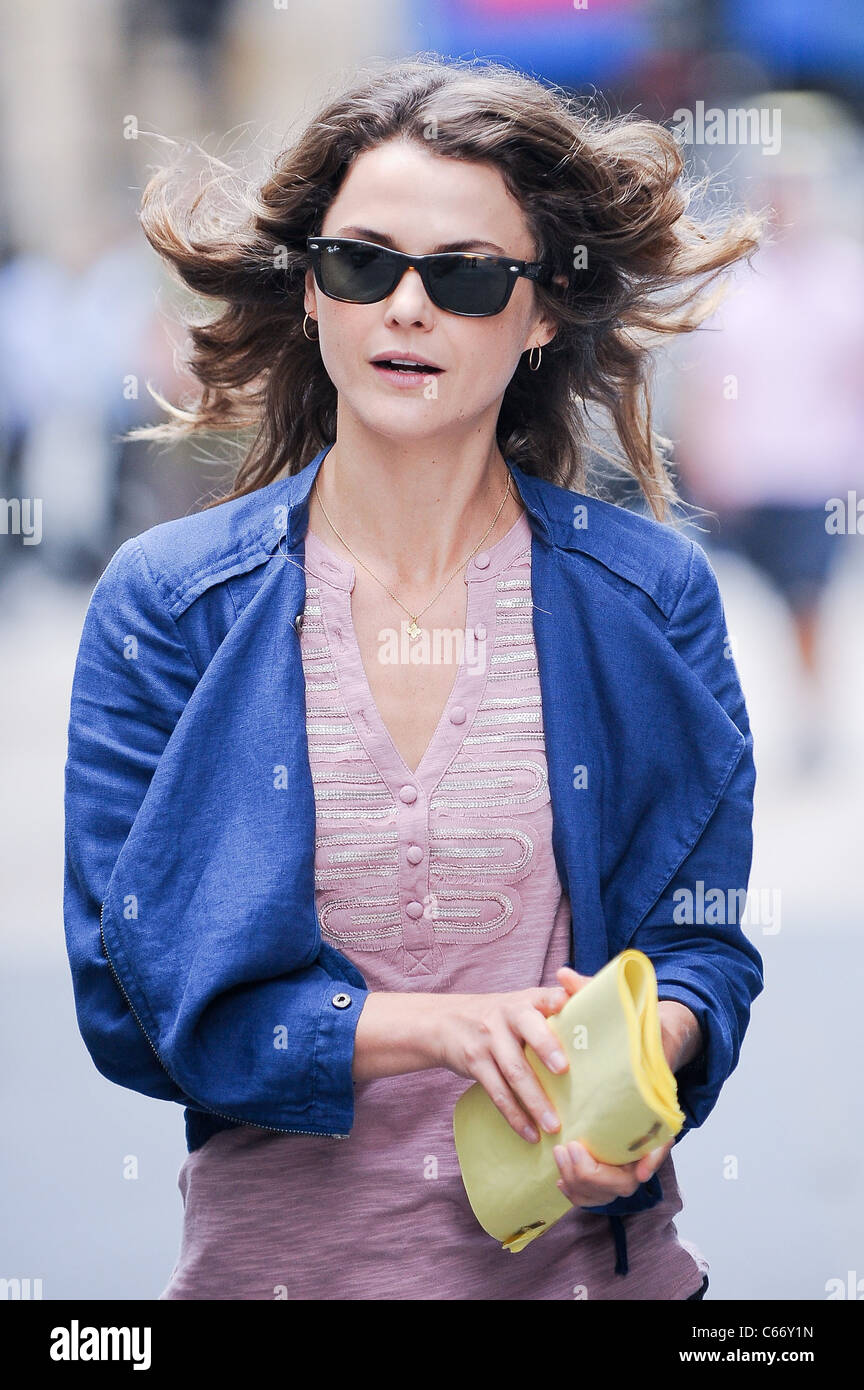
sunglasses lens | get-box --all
[316,242,396,303]
[312,242,516,315]
[427,256,511,315]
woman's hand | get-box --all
[432,980,586,1143]
[552,1134,675,1207]
[551,965,677,1208]
[420,960,694,1203]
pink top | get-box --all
[160,509,707,1300]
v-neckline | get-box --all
[341,609,466,782]
[302,511,531,790]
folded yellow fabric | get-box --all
[452,949,685,1252]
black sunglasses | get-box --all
[306,236,556,317]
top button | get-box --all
[399,785,418,804]
[474,551,490,569]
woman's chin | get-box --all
[342,404,470,444]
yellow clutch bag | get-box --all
[452,949,685,1253]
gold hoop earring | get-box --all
[528,343,542,372]
[303,313,318,341]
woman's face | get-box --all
[304,138,561,446]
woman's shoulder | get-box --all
[100,472,295,620]
[518,467,702,623]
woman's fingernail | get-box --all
[549,1050,567,1071]
[553,1145,566,1170]
[540,1110,560,1133]
[522,1124,540,1142]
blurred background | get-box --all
[1,0,862,1301]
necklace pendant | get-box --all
[406,617,421,641]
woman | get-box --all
[63,55,764,1300]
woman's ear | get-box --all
[304,267,317,318]
[530,275,568,349]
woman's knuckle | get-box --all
[500,1056,526,1084]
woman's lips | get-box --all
[371,362,444,388]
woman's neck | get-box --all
[306,434,524,590]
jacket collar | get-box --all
[266,446,682,622]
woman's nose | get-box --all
[384,267,434,322]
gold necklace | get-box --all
[313,469,512,641]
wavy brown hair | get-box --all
[130,52,764,521]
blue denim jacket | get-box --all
[63,443,763,1276]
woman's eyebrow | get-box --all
[334,225,509,255]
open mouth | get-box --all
[372,359,443,376]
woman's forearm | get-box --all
[353,995,705,1084]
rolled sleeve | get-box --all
[64,534,369,1134]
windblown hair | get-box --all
[131,52,763,520]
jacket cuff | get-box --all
[312,979,370,1133]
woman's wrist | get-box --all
[351,990,443,1081]
[658,1000,704,1073]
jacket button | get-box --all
[474,551,490,569]
[331,992,352,1009]
[294,612,304,633]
